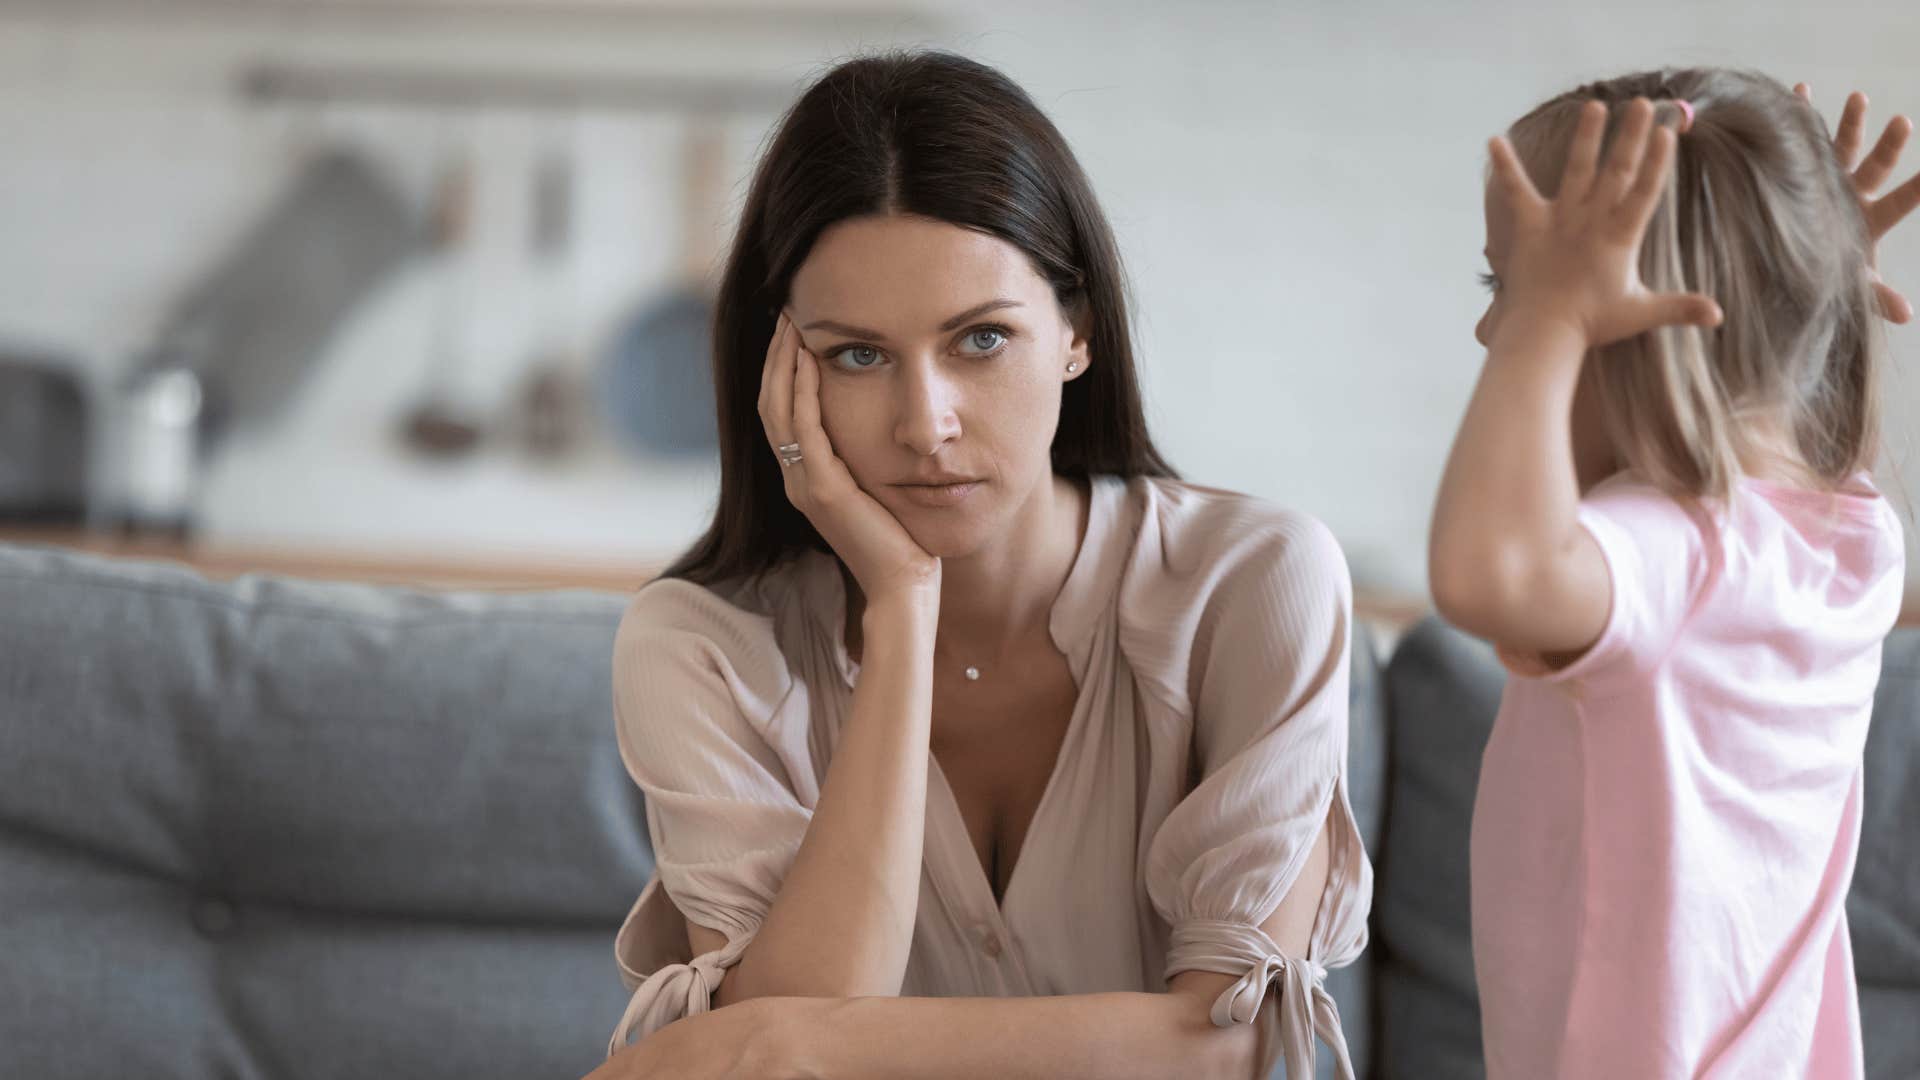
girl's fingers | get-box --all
[1622,125,1677,235]
[1794,82,1813,104]
[1874,279,1914,325]
[1855,115,1913,197]
[1868,168,1920,239]
[1560,99,1609,202]
[1487,136,1544,213]
[1835,91,1870,170]
[1598,98,1656,204]
[1639,290,1724,333]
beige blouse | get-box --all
[607,475,1373,1078]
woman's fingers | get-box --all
[790,348,849,496]
[757,312,788,437]
[760,313,800,457]
[1855,115,1913,196]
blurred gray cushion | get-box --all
[1854,628,1920,1080]
[1372,618,1499,1080]
[0,543,649,1080]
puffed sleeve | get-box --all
[1140,503,1373,1080]
[604,580,817,1055]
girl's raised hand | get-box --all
[1486,97,1724,349]
[1796,83,1920,324]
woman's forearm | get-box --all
[714,590,938,1004]
[798,981,1258,1080]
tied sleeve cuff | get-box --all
[1167,919,1354,1080]
[606,929,755,1057]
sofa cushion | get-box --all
[1854,628,1920,1080]
[1371,617,1499,1080]
[0,543,649,1080]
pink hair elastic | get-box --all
[1674,99,1695,132]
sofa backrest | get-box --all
[0,544,651,1080]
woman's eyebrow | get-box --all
[801,298,1026,341]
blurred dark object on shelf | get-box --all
[156,146,417,432]
[0,350,88,526]
[597,288,716,457]
[400,153,484,460]
[597,122,725,459]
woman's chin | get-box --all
[890,503,995,561]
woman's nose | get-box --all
[893,361,962,456]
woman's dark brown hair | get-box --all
[661,50,1176,585]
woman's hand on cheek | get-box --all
[1486,97,1723,351]
[1797,83,1920,324]
[759,312,941,606]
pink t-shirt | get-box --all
[1470,472,1905,1079]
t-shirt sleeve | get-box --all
[1505,480,1715,694]
[1139,504,1373,1080]
[604,581,814,1054]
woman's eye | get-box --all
[960,327,1008,355]
[1477,271,1501,294]
[832,345,884,370]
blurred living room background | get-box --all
[2,0,1916,617]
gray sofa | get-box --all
[1,542,1913,1079]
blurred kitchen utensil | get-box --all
[597,118,726,457]
[399,152,485,458]
[510,135,588,461]
[154,147,415,430]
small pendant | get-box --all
[964,666,980,682]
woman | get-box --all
[593,50,1371,1080]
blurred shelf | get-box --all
[1,525,662,592]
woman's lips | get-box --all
[893,480,983,508]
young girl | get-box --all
[1430,70,1917,1077]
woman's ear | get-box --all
[1063,293,1092,381]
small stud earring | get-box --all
[1065,361,1080,374]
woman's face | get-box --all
[787,213,1090,558]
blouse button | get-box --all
[981,931,1004,958]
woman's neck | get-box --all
[934,473,1089,660]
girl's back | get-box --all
[1471,471,1903,1078]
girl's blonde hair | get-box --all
[1508,68,1884,501]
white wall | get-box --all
[4,0,1917,591]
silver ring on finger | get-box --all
[776,442,804,468]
